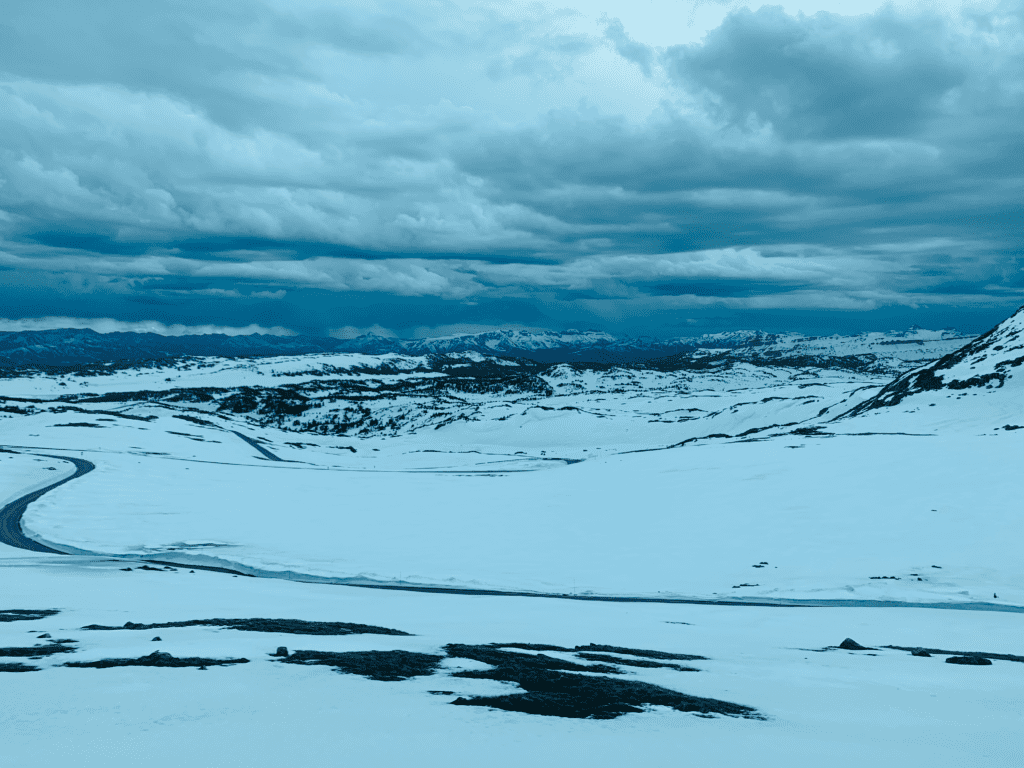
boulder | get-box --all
[839,638,871,651]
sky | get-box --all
[1,0,1022,339]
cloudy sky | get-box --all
[1,0,1022,338]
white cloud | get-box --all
[0,317,296,336]
[0,0,1021,332]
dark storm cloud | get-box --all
[663,6,968,139]
[0,0,1022,336]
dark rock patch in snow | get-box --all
[573,644,706,661]
[946,656,993,666]
[82,618,410,636]
[886,646,1024,663]
[447,645,622,677]
[0,642,76,657]
[0,662,40,672]
[445,644,759,721]
[279,650,443,681]
[0,609,59,623]
[575,652,698,671]
[66,651,249,669]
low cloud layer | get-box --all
[0,317,295,336]
[1,0,1022,336]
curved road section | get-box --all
[0,452,1020,615]
[0,455,95,553]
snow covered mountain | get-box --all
[0,329,348,367]
[0,325,974,368]
[843,306,1024,417]
[0,316,996,447]
[402,329,618,357]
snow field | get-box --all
[16,426,1024,604]
[2,557,1022,768]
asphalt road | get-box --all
[1,451,1020,615]
[231,431,285,461]
[0,455,95,553]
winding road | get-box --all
[0,455,95,553]
[1,451,1022,614]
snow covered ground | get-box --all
[2,556,1023,767]
[6,427,1020,605]
[2,310,1021,765]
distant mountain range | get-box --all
[0,325,975,368]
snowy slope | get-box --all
[4,559,1023,768]
[844,306,1024,415]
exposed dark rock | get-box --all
[573,644,706,662]
[82,618,410,636]
[946,656,993,666]
[839,638,872,651]
[885,645,1024,663]
[279,650,443,681]
[65,651,249,669]
[575,652,698,671]
[271,646,289,657]
[151,637,161,642]
[0,662,39,672]
[0,643,76,657]
[445,644,760,721]
[36,633,51,639]
[0,609,59,623]
[446,645,621,678]
[911,649,932,657]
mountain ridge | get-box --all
[841,305,1024,417]
[0,325,974,369]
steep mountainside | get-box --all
[843,306,1024,416]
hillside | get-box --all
[843,306,1024,418]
